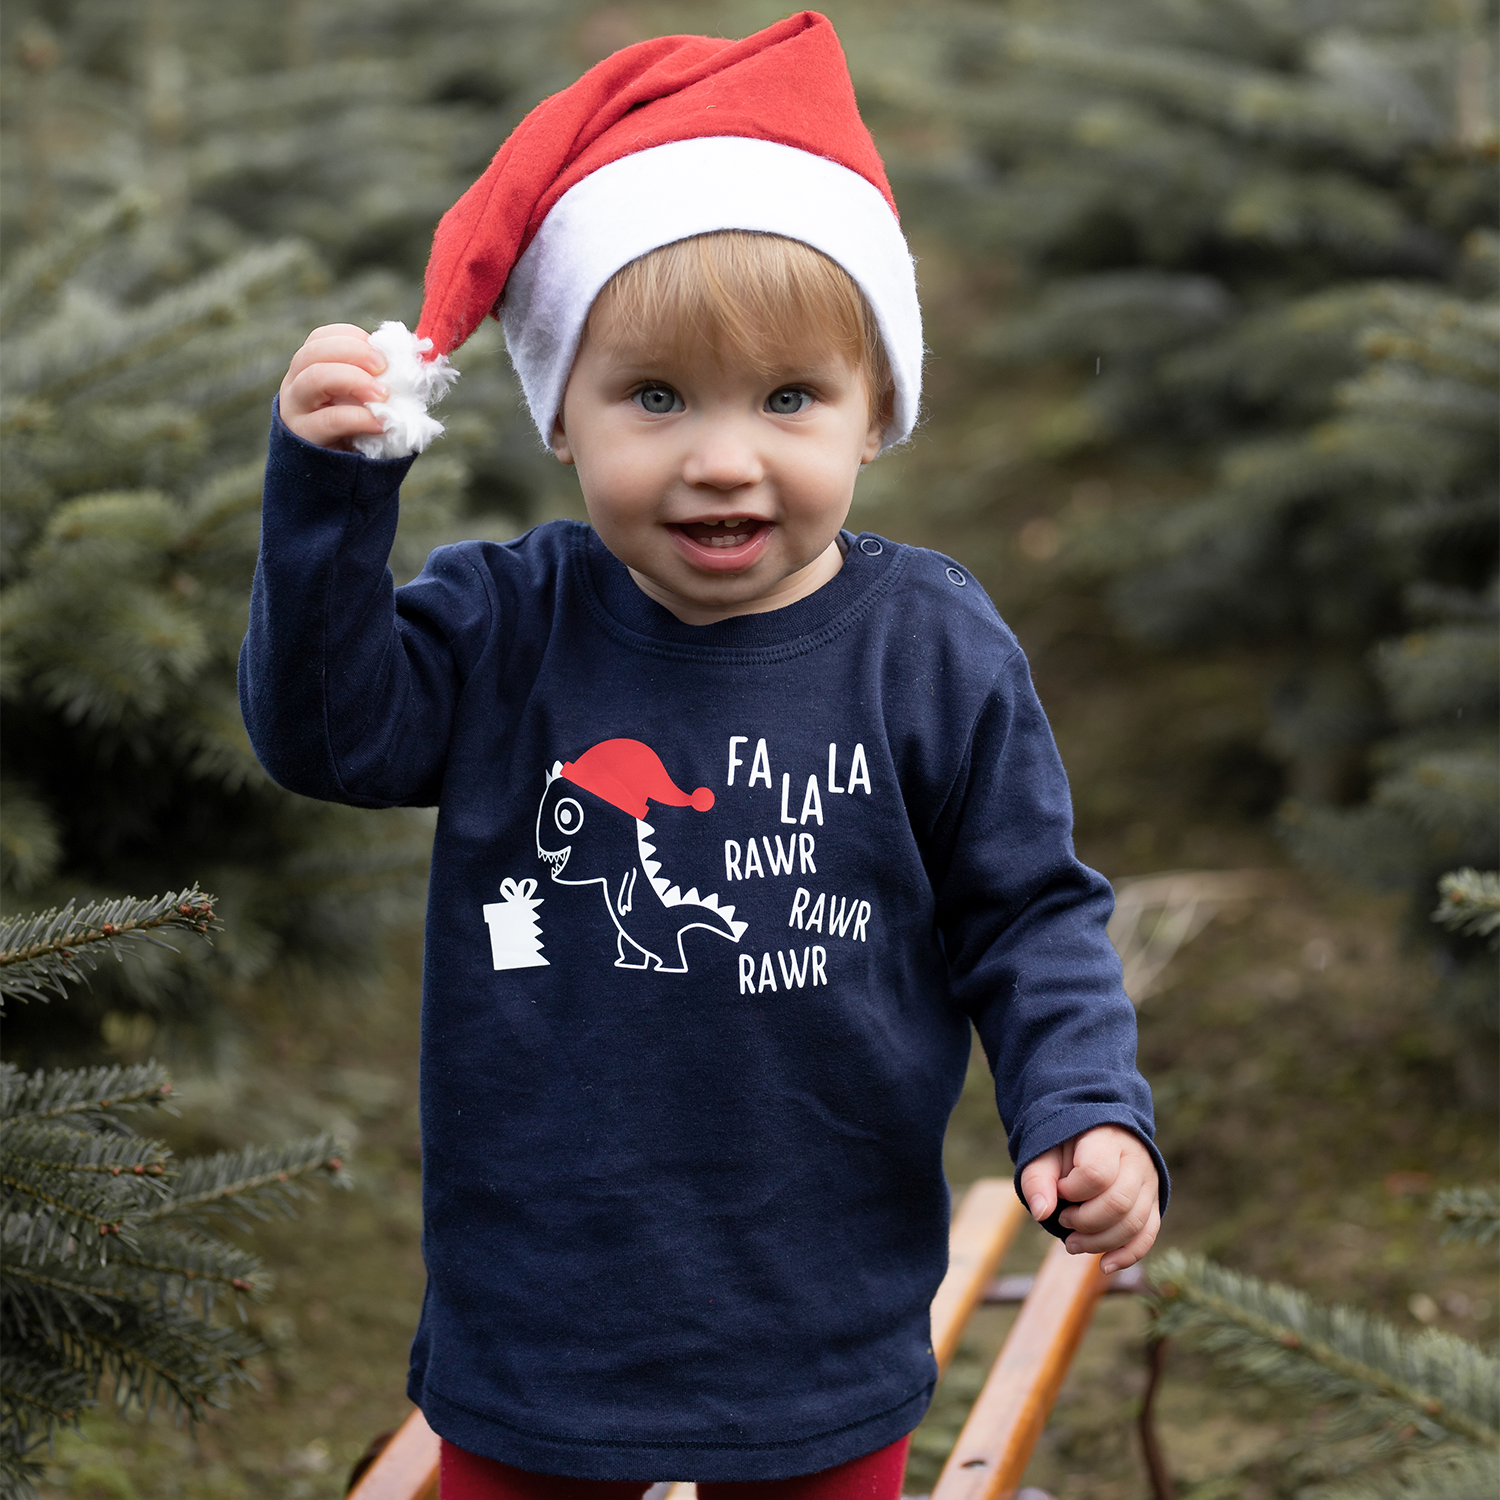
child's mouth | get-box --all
[676,518,763,548]
[668,517,773,571]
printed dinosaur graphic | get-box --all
[535,738,749,972]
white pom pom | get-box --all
[353,321,459,460]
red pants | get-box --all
[439,1435,910,1499]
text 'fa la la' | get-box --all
[727,739,872,802]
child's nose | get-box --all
[681,419,764,489]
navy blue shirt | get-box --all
[240,414,1165,1482]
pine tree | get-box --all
[0,0,585,1055]
[1146,1248,1498,1496]
[851,0,1498,1008]
[1432,868,1500,947]
[0,186,440,1054]
[1127,851,1499,1496]
[0,897,347,1499]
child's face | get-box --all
[551,318,884,626]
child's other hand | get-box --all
[279,324,390,450]
[1019,1124,1160,1274]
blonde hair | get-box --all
[586,231,894,426]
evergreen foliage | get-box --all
[1432,1184,1500,1245]
[0,0,585,1055]
[0,905,348,1500]
[1311,1449,1499,1500]
[861,0,1498,956]
[1432,868,1500,947]
[1149,1249,1497,1449]
[0,888,215,1007]
[0,185,434,1053]
[1147,1247,1498,1494]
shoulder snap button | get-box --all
[945,567,967,586]
[858,537,884,555]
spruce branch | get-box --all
[0,1450,46,1500]
[4,239,316,401]
[4,1232,266,1322]
[1310,1448,1500,1499]
[146,1134,349,1227]
[0,1356,90,1434]
[81,1310,260,1416]
[1432,870,1500,949]
[0,1120,171,1182]
[101,1231,267,1307]
[1147,1250,1499,1451]
[1432,1186,1500,1245]
[0,890,217,1008]
[0,190,153,336]
[0,1061,174,1123]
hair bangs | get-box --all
[588,232,893,420]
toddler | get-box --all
[242,13,1164,1498]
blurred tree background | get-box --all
[0,0,583,1060]
[0,0,1494,1495]
[846,0,1498,1073]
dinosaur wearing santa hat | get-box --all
[534,738,748,973]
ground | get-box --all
[30,501,1497,1500]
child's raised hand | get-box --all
[279,324,391,450]
[1019,1124,1160,1274]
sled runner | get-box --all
[344,1178,1136,1500]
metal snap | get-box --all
[945,567,967,586]
[859,537,883,555]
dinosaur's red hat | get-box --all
[415,11,921,451]
[560,740,714,821]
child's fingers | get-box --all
[1100,1207,1161,1275]
[1060,1158,1157,1253]
[305,321,379,342]
[1055,1124,1131,1204]
[281,361,389,419]
[1061,1186,1155,1253]
[1056,1150,1149,1236]
[1018,1146,1064,1222]
[283,328,386,388]
[282,345,386,401]
[283,401,389,451]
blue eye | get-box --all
[766,388,811,415]
[634,386,683,415]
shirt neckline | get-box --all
[571,524,906,663]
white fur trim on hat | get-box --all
[500,137,923,453]
[355,321,458,460]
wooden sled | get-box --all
[347,1178,1128,1500]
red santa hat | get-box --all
[559,740,715,820]
[415,11,922,451]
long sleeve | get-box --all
[925,645,1168,1217]
[239,405,497,808]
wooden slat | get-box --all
[930,1179,1029,1374]
[930,1240,1108,1500]
[346,1406,440,1500]
[345,1179,1026,1500]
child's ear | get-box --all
[860,379,894,464]
[551,414,575,466]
